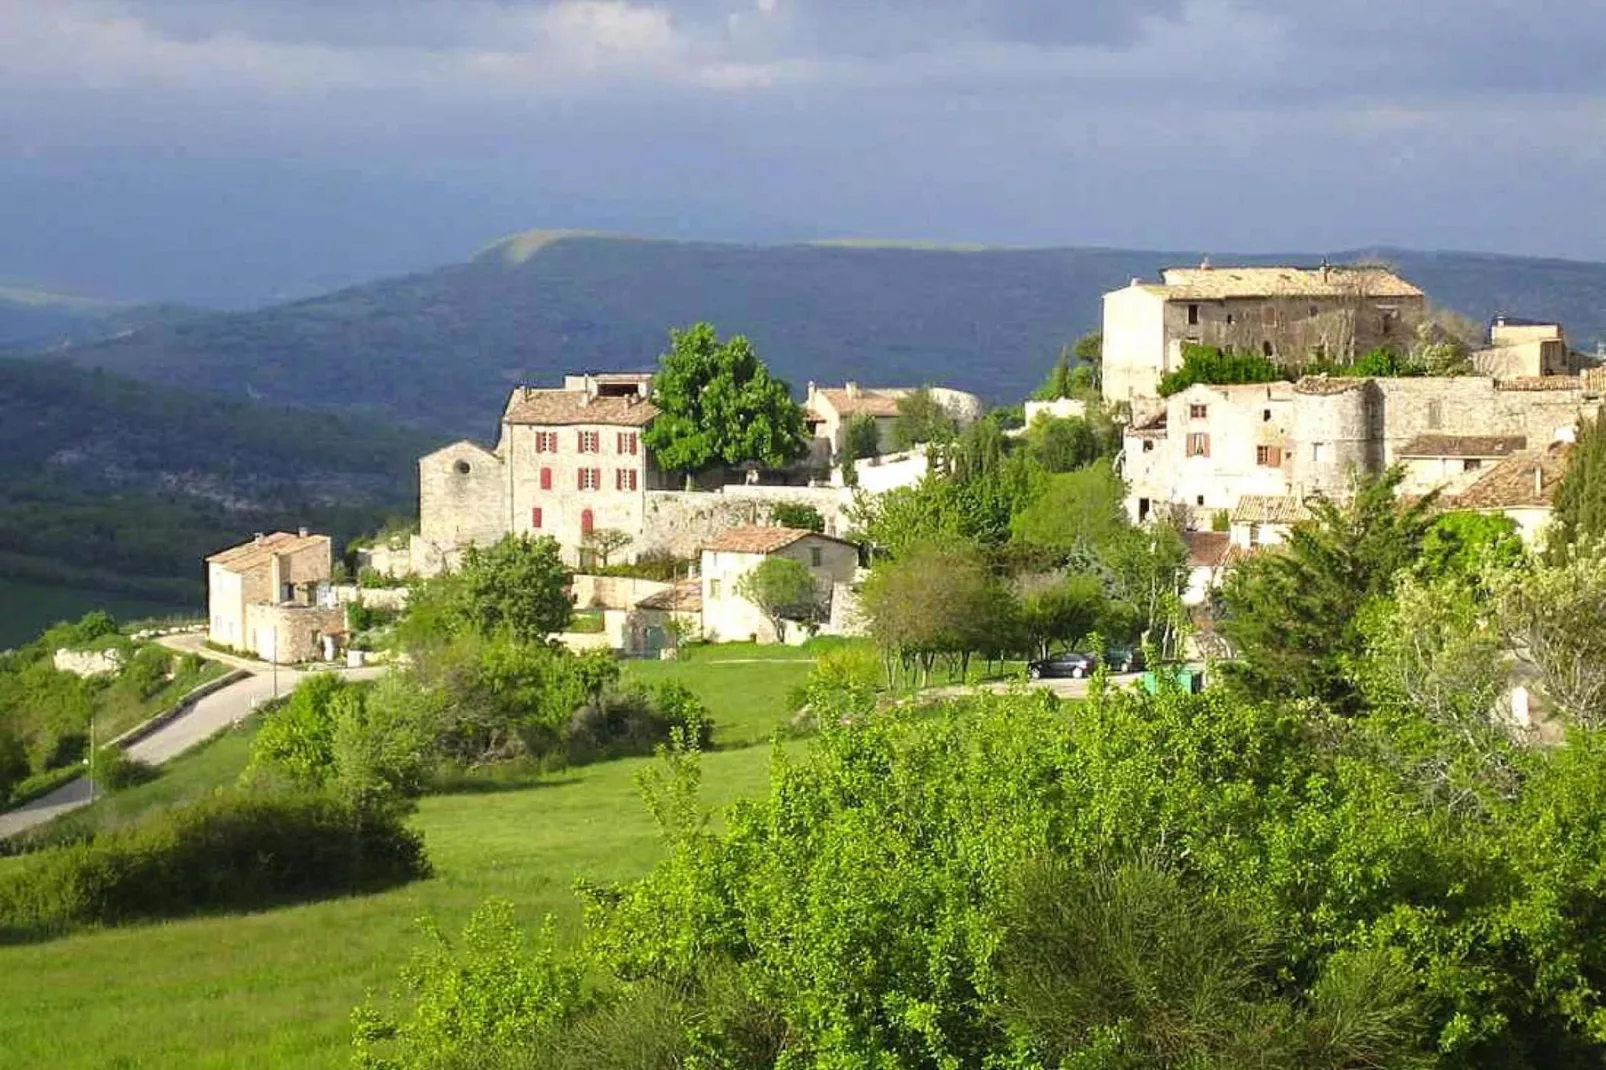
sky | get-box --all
[1,0,1603,306]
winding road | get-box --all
[0,636,383,839]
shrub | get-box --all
[769,502,825,533]
[564,683,712,765]
[93,747,157,792]
[120,644,172,700]
[0,788,428,941]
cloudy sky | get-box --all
[1,0,1602,305]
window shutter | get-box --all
[577,469,585,490]
[1202,434,1210,458]
[540,468,552,490]
[531,508,542,529]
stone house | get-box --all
[803,381,982,462]
[206,529,346,662]
[626,579,704,657]
[699,526,860,644]
[1101,263,1427,407]
[415,373,669,572]
[1124,373,1598,529]
[1447,441,1572,547]
[1473,318,1572,380]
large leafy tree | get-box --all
[643,323,809,474]
[1549,415,1606,558]
[1009,460,1130,556]
[403,534,573,647]
[891,387,960,450]
[1222,468,1437,708]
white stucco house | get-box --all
[206,529,346,662]
[699,525,861,644]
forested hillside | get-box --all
[37,234,1606,439]
[0,358,433,615]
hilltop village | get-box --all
[200,260,1588,666]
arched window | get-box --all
[581,509,594,535]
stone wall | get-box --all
[244,603,348,663]
[638,486,852,559]
[52,648,125,677]
[569,574,674,611]
[331,585,412,612]
[419,441,509,548]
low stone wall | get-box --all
[569,575,673,611]
[108,668,252,749]
[638,486,852,558]
[52,648,125,678]
[332,584,412,612]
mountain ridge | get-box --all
[24,234,1606,439]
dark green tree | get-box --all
[1024,414,1100,473]
[735,556,824,640]
[843,413,882,462]
[891,387,960,450]
[404,534,573,646]
[1549,416,1606,559]
[1032,347,1077,401]
[1222,468,1437,708]
[643,323,810,474]
[768,502,825,533]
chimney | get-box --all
[253,532,265,544]
[1199,255,1212,270]
[298,526,309,538]
[807,380,816,401]
[1130,277,1143,288]
[846,381,860,399]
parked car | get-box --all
[1026,647,1145,680]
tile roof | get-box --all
[1158,265,1424,300]
[1182,531,1230,568]
[1398,434,1527,459]
[635,579,703,613]
[1230,495,1312,526]
[704,525,853,555]
[207,531,328,572]
[503,389,660,427]
[1450,443,1571,511]
[813,387,909,418]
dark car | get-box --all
[1026,647,1146,679]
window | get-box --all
[531,507,543,529]
[1256,445,1283,467]
[1142,440,1154,453]
[1189,403,1208,420]
[1427,399,1443,429]
[534,431,558,453]
[1262,408,1272,422]
[617,432,639,455]
[578,430,600,453]
[1262,340,1275,358]
[1262,306,1277,326]
[1226,312,1235,325]
[1196,495,1206,507]
[540,467,552,490]
[581,509,594,535]
[1308,304,1319,319]
[1313,443,1328,463]
[578,468,601,491]
[810,546,823,567]
[1138,498,1151,522]
[1249,524,1262,548]
[1380,308,1399,337]
[616,468,638,491]
[1464,458,1483,472]
[1187,303,1199,325]
[1186,432,1209,458]
[710,579,721,599]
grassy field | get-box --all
[0,578,192,650]
[0,649,822,1068]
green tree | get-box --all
[1023,413,1100,473]
[1010,460,1129,556]
[735,556,824,641]
[423,534,573,644]
[1549,415,1606,557]
[1222,468,1437,707]
[581,528,633,570]
[1490,541,1606,728]
[642,322,809,474]
[842,413,882,464]
[1418,510,1525,582]
[891,387,960,450]
[859,539,1005,684]
[768,501,825,533]
[1032,346,1077,401]
[1015,572,1105,660]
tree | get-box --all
[582,528,633,570]
[1009,461,1129,556]
[1490,542,1606,729]
[1023,414,1100,473]
[1222,468,1437,708]
[1014,572,1105,660]
[1417,510,1524,582]
[1032,347,1076,401]
[859,539,1006,684]
[642,322,810,474]
[404,535,573,646]
[735,556,824,642]
[842,414,882,464]
[1549,415,1606,558]
[768,502,825,533]
[891,387,960,450]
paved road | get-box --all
[0,641,383,839]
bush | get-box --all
[769,502,825,533]
[564,683,713,765]
[0,788,428,941]
[93,747,157,792]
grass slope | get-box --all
[36,235,1606,439]
[0,652,815,1068]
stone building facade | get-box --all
[699,526,860,644]
[1102,264,1428,407]
[1124,373,1601,529]
[206,529,346,662]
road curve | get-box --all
[0,640,383,839]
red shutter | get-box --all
[581,509,594,535]
[577,469,585,490]
[531,507,542,529]
[540,467,552,490]
[631,434,639,456]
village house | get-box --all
[206,529,346,662]
[699,526,860,644]
[1473,317,1573,380]
[1447,441,1573,547]
[415,372,667,573]
[803,381,982,462]
[1101,263,1428,407]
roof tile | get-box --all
[1398,434,1527,459]
[503,389,659,427]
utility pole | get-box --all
[271,625,279,700]
[86,709,96,804]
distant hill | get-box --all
[27,234,1606,440]
[0,358,435,608]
